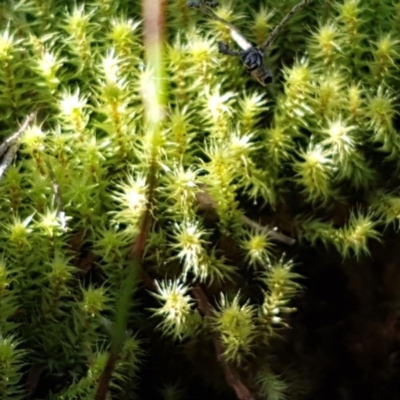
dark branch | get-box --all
[262,0,312,50]
[192,284,255,400]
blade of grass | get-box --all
[95,1,167,398]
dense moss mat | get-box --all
[1,0,400,399]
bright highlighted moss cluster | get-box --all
[0,0,400,399]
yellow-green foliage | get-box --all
[0,0,399,399]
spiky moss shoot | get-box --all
[33,50,64,92]
[250,5,275,47]
[338,209,381,259]
[171,220,210,279]
[256,367,289,400]
[58,89,90,136]
[320,117,375,188]
[186,32,218,87]
[300,209,380,260]
[264,124,293,169]
[2,215,34,250]
[337,0,362,39]
[313,71,345,120]
[62,5,97,70]
[0,336,25,400]
[160,166,201,218]
[347,83,364,122]
[57,351,109,399]
[201,142,240,228]
[111,173,147,238]
[159,382,186,400]
[259,256,301,330]
[238,92,268,135]
[0,29,26,114]
[212,293,257,366]
[0,258,19,335]
[118,335,143,373]
[280,58,313,122]
[293,143,335,205]
[203,2,242,45]
[369,33,400,84]
[20,124,47,171]
[366,86,400,158]
[39,253,76,320]
[107,17,141,65]
[164,107,197,164]
[151,280,201,340]
[308,21,342,64]
[321,118,356,165]
[166,36,192,106]
[79,286,109,318]
[241,229,275,269]
[203,85,235,140]
[371,191,400,229]
[171,219,235,283]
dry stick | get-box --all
[119,263,254,400]
[0,144,19,181]
[262,0,312,51]
[45,159,68,232]
[192,284,255,400]
[0,112,36,180]
[241,215,295,246]
[196,187,295,246]
[94,166,157,400]
[135,263,255,400]
[0,112,36,157]
[92,187,267,400]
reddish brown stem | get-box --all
[95,164,157,400]
[192,284,255,400]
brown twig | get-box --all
[0,112,37,181]
[195,187,296,246]
[192,284,255,400]
[94,351,119,400]
[94,213,151,399]
[262,0,312,51]
[241,214,295,246]
[94,165,157,400]
[95,0,167,393]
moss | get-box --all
[0,0,400,399]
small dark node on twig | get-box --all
[188,0,312,86]
[187,0,219,9]
[195,187,296,246]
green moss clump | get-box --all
[0,0,400,399]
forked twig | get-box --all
[195,187,295,246]
[0,112,36,158]
[192,284,255,400]
[0,144,20,181]
[0,112,36,180]
[241,214,295,246]
[262,0,312,50]
[188,0,312,85]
